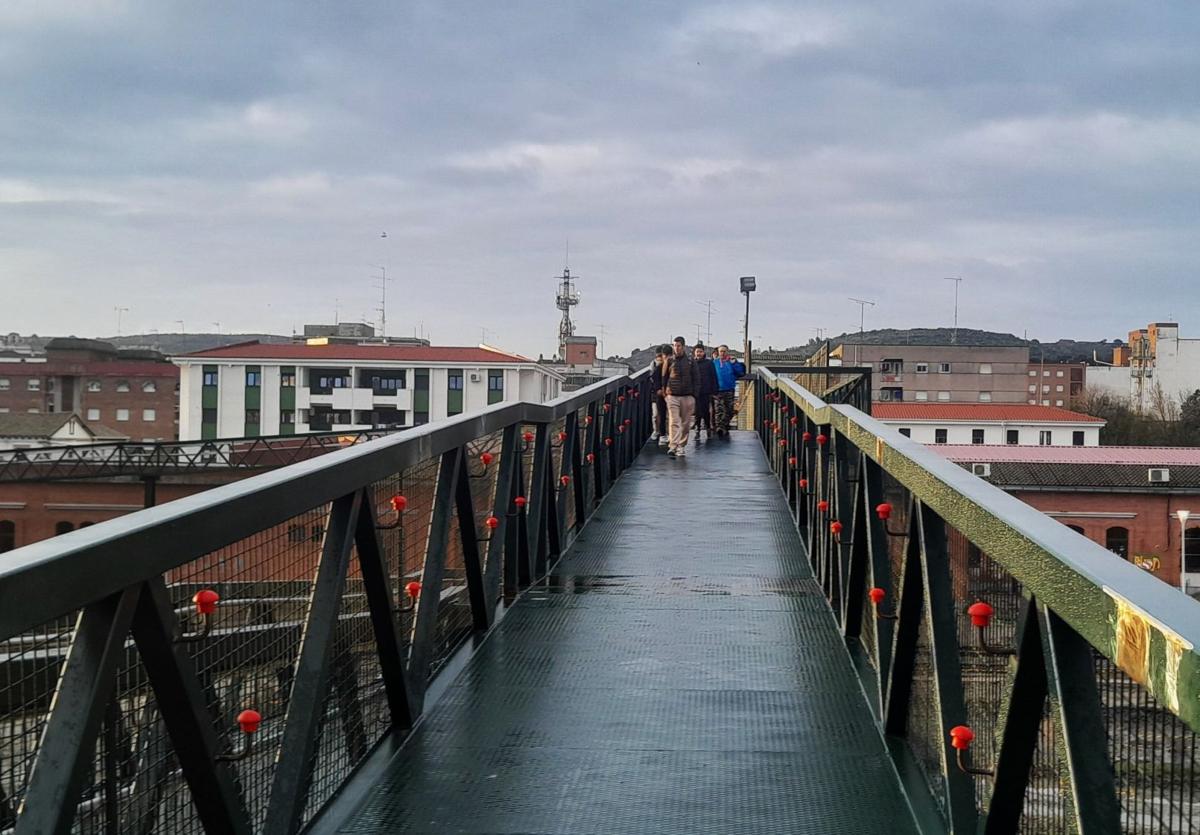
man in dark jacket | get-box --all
[692,344,718,441]
[712,344,745,435]
[662,336,699,458]
[649,344,670,445]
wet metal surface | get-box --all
[340,433,918,833]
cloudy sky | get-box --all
[2,1,1197,357]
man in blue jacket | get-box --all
[711,344,745,436]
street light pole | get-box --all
[740,277,756,370]
[944,277,963,344]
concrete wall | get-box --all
[879,420,1101,446]
[849,344,1031,404]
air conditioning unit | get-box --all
[1149,468,1170,483]
[971,463,991,477]
[469,372,482,383]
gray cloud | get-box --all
[1,1,1198,354]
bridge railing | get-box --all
[0,370,652,834]
[755,367,1200,834]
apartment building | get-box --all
[174,341,563,440]
[0,338,180,440]
[1088,323,1200,413]
[1025,361,1087,409]
[873,403,1105,446]
[831,342,1030,403]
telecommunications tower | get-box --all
[555,267,581,359]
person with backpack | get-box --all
[712,344,746,436]
[692,343,719,441]
[661,335,700,458]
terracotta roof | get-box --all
[934,445,1200,466]
[178,342,533,364]
[872,403,1104,424]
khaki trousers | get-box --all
[666,394,695,450]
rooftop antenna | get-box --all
[372,266,391,337]
[943,276,963,344]
[696,300,717,345]
[693,323,704,344]
[594,323,607,359]
[175,319,185,333]
[555,264,581,360]
[848,298,875,365]
[334,297,340,325]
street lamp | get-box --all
[740,276,756,370]
[1176,509,1191,594]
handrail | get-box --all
[758,364,1200,732]
[0,368,649,641]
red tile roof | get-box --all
[178,342,533,364]
[872,403,1104,423]
[934,445,1200,466]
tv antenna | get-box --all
[943,276,963,344]
[696,300,717,345]
[555,267,581,359]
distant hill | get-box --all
[101,333,292,356]
[781,328,1123,364]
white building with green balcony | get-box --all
[173,341,563,440]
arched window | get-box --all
[1185,527,1200,574]
[1106,526,1129,559]
[1066,525,1084,535]
[55,521,74,536]
[0,520,14,553]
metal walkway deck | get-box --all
[339,433,919,834]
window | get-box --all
[1028,385,1036,393]
[487,370,504,404]
[1039,430,1052,445]
[288,524,307,543]
[1028,400,1036,405]
[880,387,903,401]
[87,408,100,420]
[934,428,948,444]
[1056,370,1064,377]
[202,407,217,424]
[0,408,8,414]
[1072,430,1085,446]
[914,391,928,401]
[979,392,992,402]
[116,408,130,421]
[27,379,40,391]
[1055,385,1064,393]
[1185,528,1200,573]
[142,381,157,393]
[116,380,130,392]
[245,409,260,424]
[281,411,295,424]
[310,524,324,543]
[1006,429,1019,444]
[979,363,992,374]
[87,380,101,392]
[202,367,219,386]
[937,391,950,401]
[938,363,951,373]
[0,520,13,553]
[1042,400,1050,406]
[55,521,74,536]
[1106,527,1129,559]
[448,372,464,390]
[27,407,39,413]
[1028,370,1036,377]
[1043,370,1051,377]
[915,363,928,374]
[246,369,261,387]
[898,428,911,437]
[0,378,8,391]
[1056,400,1064,407]
[881,358,903,375]
[1042,385,1050,393]
[143,409,156,421]
[972,429,985,444]
[280,369,296,387]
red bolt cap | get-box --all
[949,725,975,750]
[624,418,632,426]
[869,587,886,605]
[876,502,892,520]
[405,581,421,599]
[390,494,408,513]
[790,416,798,425]
[816,433,828,446]
[788,456,797,466]
[605,437,613,446]
[817,500,829,513]
[764,418,771,427]
[193,589,219,616]
[618,425,626,433]
[523,431,535,443]
[967,601,995,628]
[587,452,596,463]
[561,475,571,486]
[802,431,813,442]
[480,452,494,467]
[778,439,787,447]
[830,520,843,534]
[237,709,262,734]
[603,403,611,412]
[514,495,527,508]
[618,395,625,403]
[799,478,809,489]
[558,431,568,442]
[781,404,789,413]
[485,515,500,530]
[585,415,593,425]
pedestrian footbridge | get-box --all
[1,367,1197,833]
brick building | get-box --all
[1024,361,1087,409]
[935,444,1200,596]
[0,338,179,440]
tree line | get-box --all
[1080,386,1200,446]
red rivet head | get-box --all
[764,418,771,428]
[817,500,829,513]
[788,456,797,466]
[523,431,535,443]
[405,581,421,599]
[558,431,568,442]
[586,452,596,463]
[778,439,787,447]
[875,502,892,520]
[790,416,798,425]
[605,437,613,446]
[633,390,640,398]
[619,425,626,433]
[514,495,527,508]
[869,587,886,605]
[485,515,500,530]
[799,478,809,490]
[802,431,813,442]
[237,709,261,734]
[603,403,611,412]
[193,589,219,616]
[560,475,571,486]
[967,601,995,628]
[949,725,975,750]
[830,520,843,535]
[390,495,407,513]
[781,404,789,413]
[585,415,593,425]
[624,418,632,426]
[816,433,828,446]
[618,395,625,403]
[480,452,494,467]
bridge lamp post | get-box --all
[740,276,756,370]
[1177,509,1191,594]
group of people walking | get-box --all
[650,337,746,458]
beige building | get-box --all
[831,342,1031,403]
